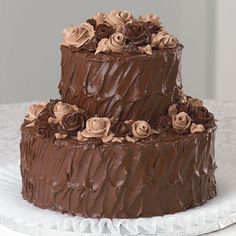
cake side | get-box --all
[20,124,216,218]
[59,45,183,128]
[58,10,183,129]
[20,98,217,218]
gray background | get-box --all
[0,0,235,103]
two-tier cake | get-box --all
[20,10,217,218]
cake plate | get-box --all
[0,100,236,236]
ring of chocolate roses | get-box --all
[61,10,179,55]
[167,96,216,134]
[23,96,215,143]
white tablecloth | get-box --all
[1,224,236,236]
[0,100,236,236]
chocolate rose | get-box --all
[96,33,125,54]
[122,22,148,46]
[144,21,160,34]
[50,102,80,124]
[177,103,191,114]
[139,14,161,26]
[172,112,191,132]
[107,32,125,52]
[95,23,115,40]
[105,10,134,29]
[131,120,152,139]
[26,102,47,123]
[124,120,157,143]
[36,122,55,139]
[77,117,114,143]
[190,123,205,134]
[62,23,95,48]
[190,107,214,127]
[151,30,178,49]
[86,18,97,29]
[61,111,86,135]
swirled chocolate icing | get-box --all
[20,10,217,219]
[59,45,183,127]
[21,126,216,218]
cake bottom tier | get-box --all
[20,128,216,219]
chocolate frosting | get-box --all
[21,125,216,218]
[59,45,183,128]
[20,11,217,219]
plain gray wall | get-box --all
[0,0,215,103]
[215,0,236,100]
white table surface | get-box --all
[0,100,236,236]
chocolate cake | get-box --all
[20,10,217,218]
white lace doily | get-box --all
[0,100,236,236]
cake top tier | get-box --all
[62,10,180,55]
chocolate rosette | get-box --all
[60,111,86,136]
[86,18,97,29]
[190,107,215,128]
[122,22,149,46]
[36,122,56,139]
[151,30,178,49]
[172,112,191,134]
[144,21,160,34]
[177,103,191,114]
[107,33,125,52]
[63,23,95,49]
[131,120,152,139]
[105,10,134,29]
[95,23,115,40]
[37,109,52,123]
[25,103,47,123]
